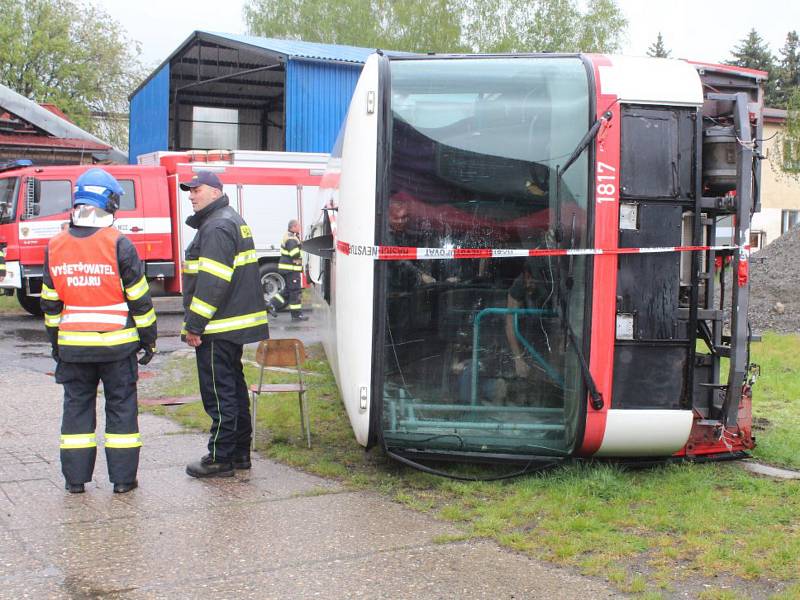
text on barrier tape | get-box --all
[335,241,745,260]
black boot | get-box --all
[113,481,138,494]
[267,304,278,318]
[233,453,251,470]
[65,482,85,494]
[186,454,234,478]
[291,311,309,321]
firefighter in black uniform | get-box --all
[41,168,157,494]
[0,243,6,281]
[180,171,269,478]
[269,219,308,321]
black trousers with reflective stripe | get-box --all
[56,354,140,485]
[195,338,251,462]
[283,271,302,313]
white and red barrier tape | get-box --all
[335,241,747,261]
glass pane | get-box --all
[118,180,135,211]
[381,57,591,458]
[192,106,239,150]
[0,177,18,222]
[38,180,72,218]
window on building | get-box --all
[749,230,765,250]
[191,106,239,150]
[38,180,72,218]
[783,139,800,172]
[781,209,800,235]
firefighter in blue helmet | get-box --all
[41,168,157,494]
[180,171,269,478]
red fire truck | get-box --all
[0,150,327,314]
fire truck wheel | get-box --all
[16,288,43,317]
[259,263,287,310]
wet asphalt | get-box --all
[0,297,621,599]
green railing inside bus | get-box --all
[471,307,563,406]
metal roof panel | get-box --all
[201,31,402,64]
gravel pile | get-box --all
[747,226,800,334]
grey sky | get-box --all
[104,0,797,69]
[614,0,797,64]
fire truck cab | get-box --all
[0,150,327,314]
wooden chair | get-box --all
[250,338,311,449]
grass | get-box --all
[749,332,800,469]
[0,292,21,313]
[145,335,800,598]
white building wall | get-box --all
[753,117,800,248]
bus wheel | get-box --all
[259,263,287,310]
[17,288,43,316]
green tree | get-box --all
[243,0,466,52]
[0,0,144,151]
[647,32,671,58]
[726,28,779,106]
[575,0,628,54]
[465,0,628,53]
[244,0,627,54]
[775,31,800,108]
[771,88,800,181]
[378,0,468,53]
[243,0,381,47]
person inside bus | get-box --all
[505,255,557,380]
[387,198,436,286]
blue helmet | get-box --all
[73,168,124,213]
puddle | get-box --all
[13,328,49,343]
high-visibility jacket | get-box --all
[42,226,156,363]
[278,232,303,272]
[182,195,269,345]
[49,228,129,332]
[0,244,6,277]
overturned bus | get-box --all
[304,53,763,466]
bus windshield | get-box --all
[380,56,591,458]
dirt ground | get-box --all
[747,225,800,334]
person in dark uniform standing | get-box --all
[180,171,269,478]
[0,243,6,281]
[269,219,308,321]
[41,168,157,494]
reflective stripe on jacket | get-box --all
[182,195,269,345]
[48,228,130,332]
[278,232,303,271]
[41,226,157,363]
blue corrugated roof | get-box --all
[129,31,413,156]
[202,31,384,64]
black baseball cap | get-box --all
[180,171,223,191]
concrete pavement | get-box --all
[0,306,622,599]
